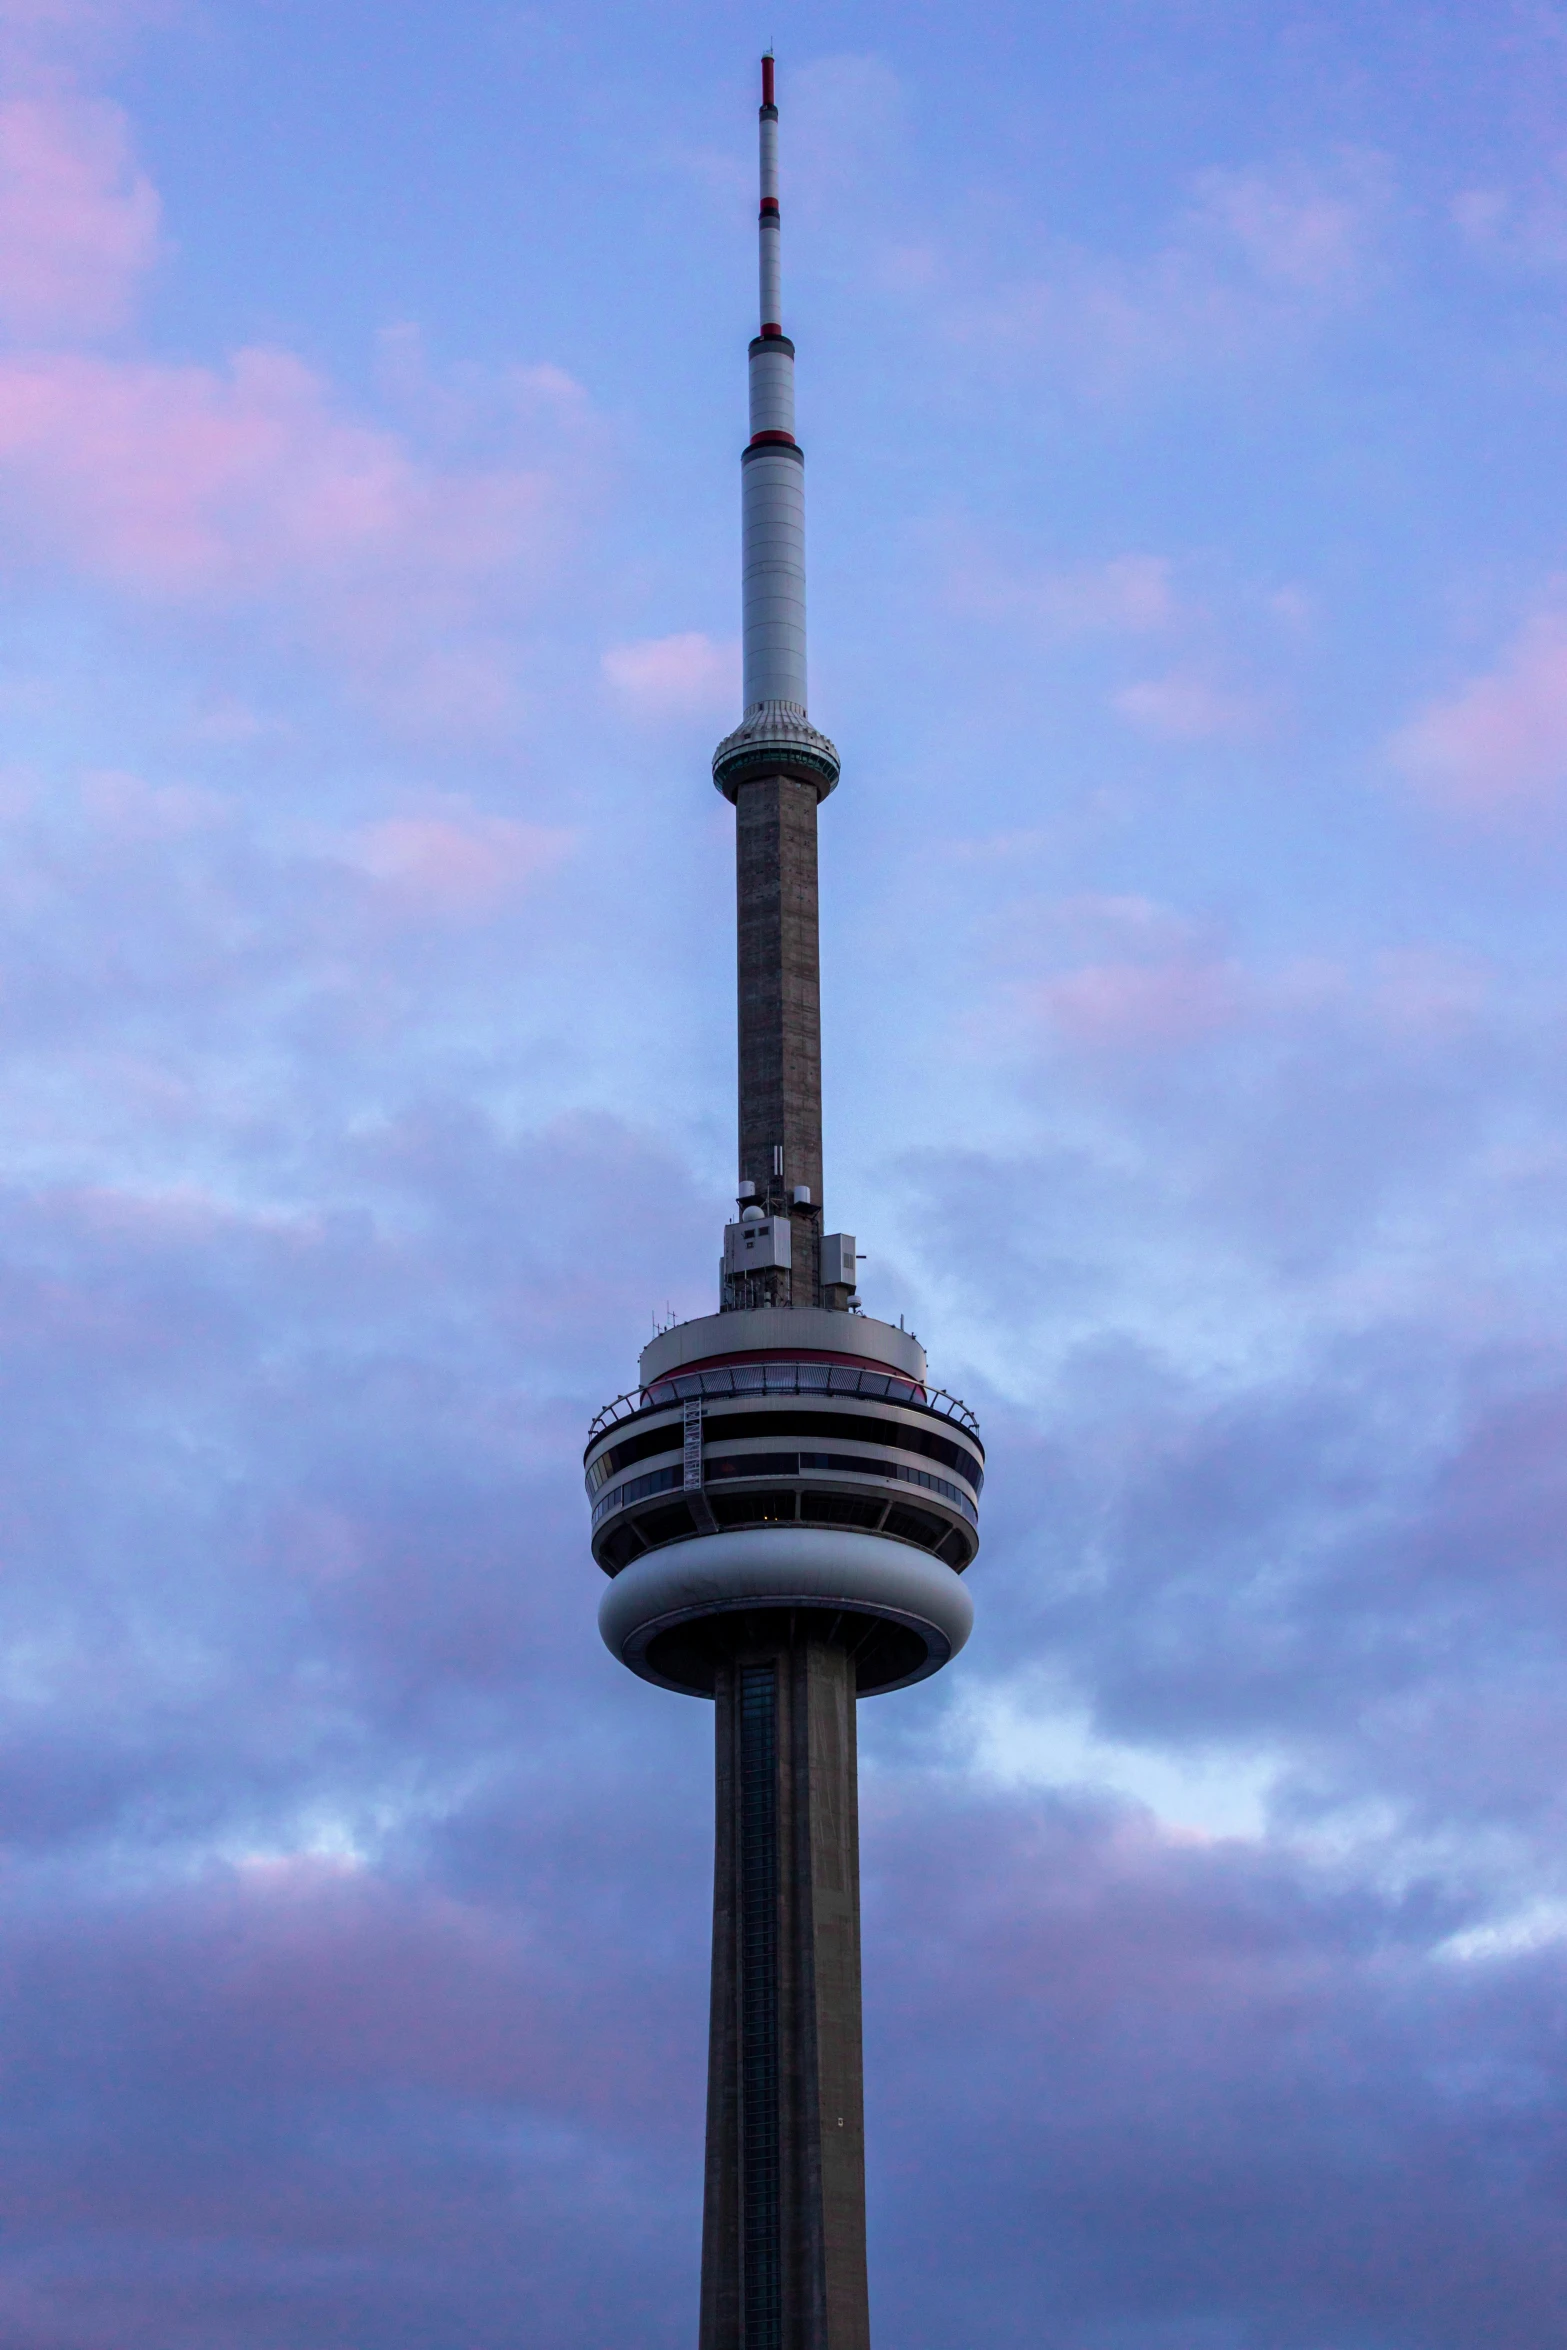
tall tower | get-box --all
[586,55,982,2349]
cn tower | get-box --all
[587,54,982,2349]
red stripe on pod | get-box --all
[760,323,784,338]
[760,197,779,216]
[749,430,798,446]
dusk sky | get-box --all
[2,1,1567,2343]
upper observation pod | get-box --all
[713,51,841,804]
[587,1308,981,1697]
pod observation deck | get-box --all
[587,1308,981,1697]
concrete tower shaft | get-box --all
[701,1642,868,2350]
[735,770,822,1296]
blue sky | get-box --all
[1,2,1566,2344]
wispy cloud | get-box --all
[344,808,575,922]
[948,546,1180,636]
[0,342,601,731]
[945,151,1391,396]
[943,531,1278,739]
[0,345,569,594]
[1452,172,1567,273]
[0,92,157,336]
[1113,666,1268,741]
[990,893,1246,1054]
[1391,603,1567,817]
[0,91,602,734]
[601,629,737,717]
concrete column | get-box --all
[735,776,823,1307]
[700,1629,871,2350]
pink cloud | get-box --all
[0,344,595,723]
[0,345,552,594]
[1452,175,1567,273]
[345,808,576,919]
[1189,163,1370,294]
[950,546,1179,636]
[364,642,522,735]
[996,894,1246,1052]
[0,66,600,728]
[0,93,158,338]
[952,155,1387,397]
[0,0,145,23]
[1114,667,1265,741]
[602,629,738,717]
[1369,948,1490,1039]
[78,763,220,838]
[1027,956,1243,1050]
[1391,608,1567,816]
[0,0,167,72]
[980,894,1489,1075]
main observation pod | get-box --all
[587,1310,980,1696]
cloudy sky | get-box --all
[1,0,1566,2342]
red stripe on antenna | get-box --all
[761,55,775,107]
